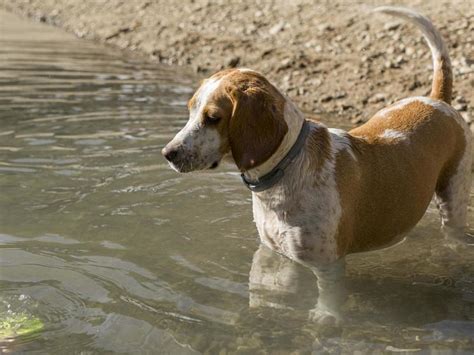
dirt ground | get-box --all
[1,0,472,127]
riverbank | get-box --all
[1,0,472,127]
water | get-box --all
[1,9,474,354]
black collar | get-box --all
[241,120,311,192]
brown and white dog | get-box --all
[162,7,472,321]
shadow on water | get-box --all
[1,9,474,354]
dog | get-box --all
[162,7,472,322]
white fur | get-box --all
[328,128,357,160]
[165,77,224,172]
[178,77,223,140]
[379,129,408,140]
[252,122,342,266]
[238,94,343,264]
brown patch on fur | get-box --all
[223,71,288,171]
[351,101,435,139]
[431,58,452,104]
[337,100,466,253]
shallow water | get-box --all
[1,10,474,354]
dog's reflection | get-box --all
[249,245,346,324]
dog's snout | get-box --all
[162,146,179,162]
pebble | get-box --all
[269,21,285,35]
[384,61,394,69]
[227,56,240,68]
[408,79,422,91]
[368,93,386,104]
[351,117,364,124]
[320,94,333,102]
[277,58,293,71]
[317,23,334,32]
[405,46,415,56]
[454,103,468,112]
[384,22,401,31]
[461,112,471,124]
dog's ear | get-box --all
[227,85,288,171]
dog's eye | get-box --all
[204,114,221,125]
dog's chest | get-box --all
[251,186,341,265]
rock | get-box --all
[333,91,347,99]
[320,94,333,102]
[384,60,398,69]
[269,21,285,35]
[261,48,273,58]
[317,23,334,32]
[227,56,240,68]
[368,93,386,104]
[384,22,401,31]
[405,46,415,56]
[245,24,257,35]
[408,79,422,91]
[461,112,471,124]
[454,103,468,111]
[277,58,292,71]
[195,64,209,73]
[351,117,364,124]
[395,55,405,65]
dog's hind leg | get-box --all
[435,141,472,246]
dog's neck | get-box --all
[243,98,305,181]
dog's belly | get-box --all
[340,140,444,254]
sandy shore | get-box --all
[1,0,472,127]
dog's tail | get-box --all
[373,6,452,104]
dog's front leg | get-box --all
[249,244,311,310]
[308,258,346,325]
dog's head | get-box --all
[161,69,288,172]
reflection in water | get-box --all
[249,244,346,324]
[1,8,474,354]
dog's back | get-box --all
[336,7,472,254]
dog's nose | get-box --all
[162,146,178,162]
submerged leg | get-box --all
[309,257,346,324]
[249,244,312,310]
